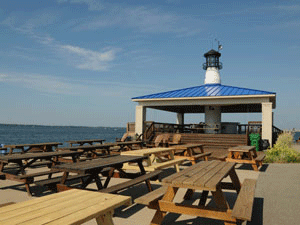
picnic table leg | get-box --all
[211,186,229,210]
[96,210,114,225]
[137,161,153,192]
[151,186,178,225]
[103,167,115,188]
[169,151,180,172]
[228,169,241,193]
[199,190,209,206]
[94,174,103,190]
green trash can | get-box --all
[249,133,261,151]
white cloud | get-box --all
[60,45,120,71]
[0,73,164,97]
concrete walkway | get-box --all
[249,163,300,225]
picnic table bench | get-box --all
[172,144,212,164]
[51,155,160,194]
[66,138,106,147]
[0,189,131,225]
[225,145,265,171]
[121,147,187,172]
[135,160,257,225]
[4,142,63,154]
[0,150,82,195]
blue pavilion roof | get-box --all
[132,84,276,100]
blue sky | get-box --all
[0,0,299,129]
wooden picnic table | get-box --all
[59,143,116,158]
[66,138,105,147]
[4,142,63,154]
[59,141,144,158]
[0,189,131,225]
[137,160,257,225]
[115,140,144,151]
[226,145,265,171]
[0,151,82,195]
[172,144,212,164]
[121,147,186,172]
[51,155,158,192]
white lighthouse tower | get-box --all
[203,49,223,133]
[203,49,222,84]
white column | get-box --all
[262,102,273,146]
[135,105,146,136]
[176,113,184,125]
[205,105,221,134]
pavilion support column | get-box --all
[205,105,221,134]
[176,113,184,125]
[135,105,146,137]
[262,102,273,146]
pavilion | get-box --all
[132,49,276,146]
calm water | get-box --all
[0,124,125,148]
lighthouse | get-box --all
[203,49,222,84]
[203,49,223,133]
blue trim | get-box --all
[132,84,276,100]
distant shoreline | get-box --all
[0,123,125,129]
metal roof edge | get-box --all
[132,94,276,102]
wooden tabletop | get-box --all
[162,160,236,191]
[228,145,256,152]
[52,155,147,174]
[0,151,81,163]
[4,142,63,148]
[121,147,175,156]
[0,189,131,225]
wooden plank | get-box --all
[135,186,168,206]
[162,161,216,185]
[204,163,236,189]
[46,195,131,225]
[228,146,255,152]
[18,170,61,179]
[148,158,186,170]
[2,191,131,225]
[121,147,175,156]
[99,170,161,193]
[158,200,237,222]
[232,179,257,221]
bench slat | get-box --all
[148,158,186,170]
[232,179,256,221]
[255,153,266,162]
[18,170,61,179]
[193,152,212,159]
[135,186,167,206]
[99,170,161,194]
[35,174,89,187]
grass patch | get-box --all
[265,132,300,163]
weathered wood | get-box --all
[35,174,90,187]
[135,186,168,208]
[147,158,186,170]
[0,189,131,225]
[232,179,257,221]
[99,170,161,194]
[17,170,60,179]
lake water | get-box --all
[0,124,126,150]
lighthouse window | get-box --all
[208,56,216,67]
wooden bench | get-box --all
[232,179,257,221]
[147,158,186,171]
[135,186,168,209]
[255,153,266,166]
[17,170,61,180]
[35,174,90,191]
[99,170,161,194]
